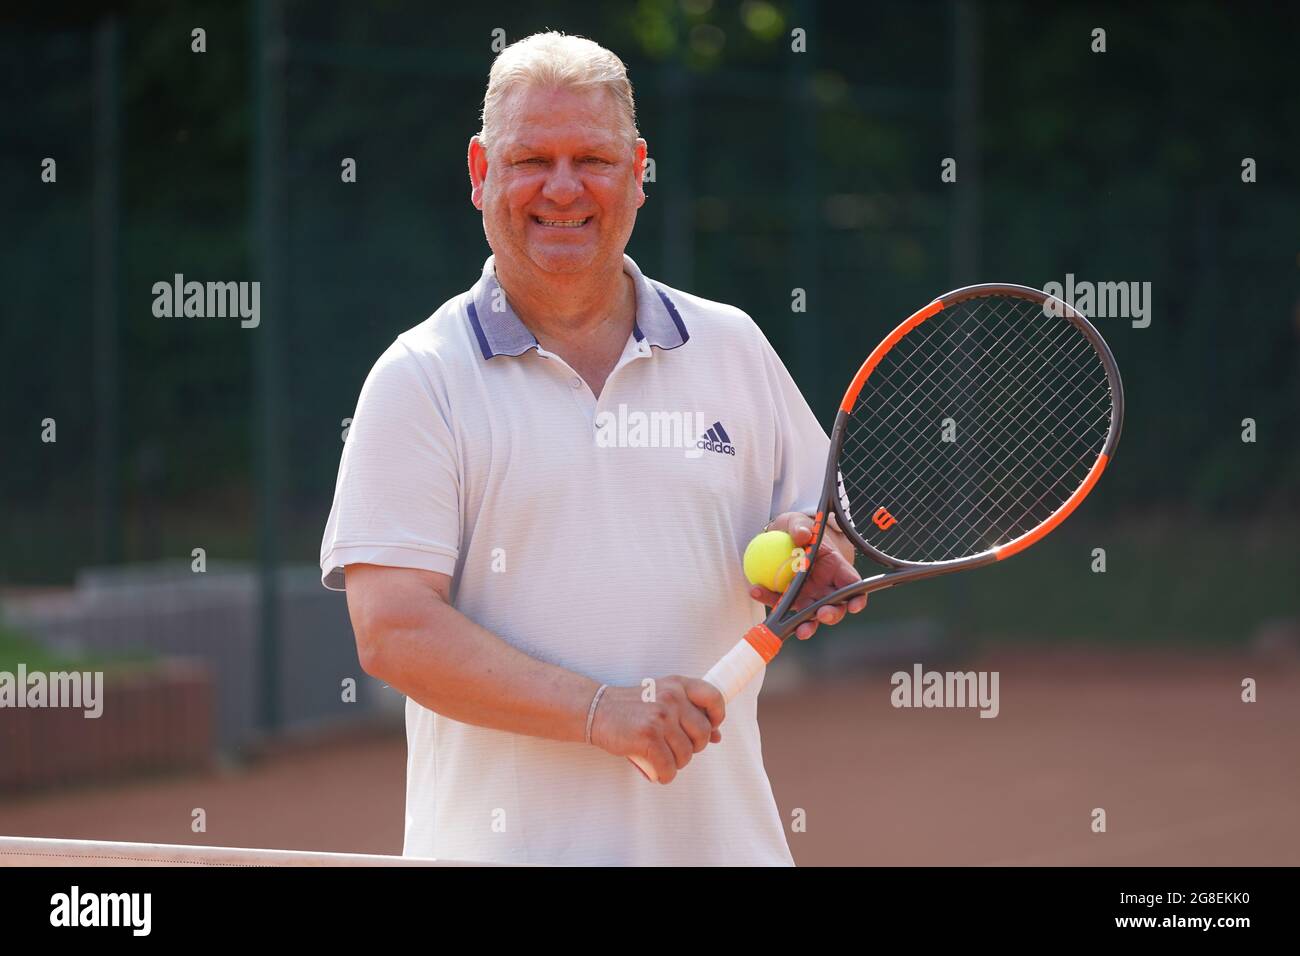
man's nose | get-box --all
[541,160,583,204]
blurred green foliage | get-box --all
[0,618,157,673]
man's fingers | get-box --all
[646,742,677,784]
[817,603,846,626]
[685,679,726,729]
[745,521,868,636]
[770,511,814,546]
[682,708,715,753]
[662,722,696,770]
[829,551,860,587]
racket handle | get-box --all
[628,636,770,782]
[702,636,769,702]
[628,754,656,779]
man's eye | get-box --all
[517,157,545,166]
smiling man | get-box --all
[320,32,864,866]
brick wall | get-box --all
[0,660,214,793]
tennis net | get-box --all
[0,836,480,867]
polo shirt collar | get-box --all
[465,254,689,360]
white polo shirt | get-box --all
[320,254,827,866]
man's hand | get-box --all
[590,678,725,784]
[748,511,867,640]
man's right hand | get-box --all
[590,677,725,784]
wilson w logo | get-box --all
[872,507,897,530]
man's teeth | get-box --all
[536,217,589,227]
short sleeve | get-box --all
[759,330,830,521]
[319,340,461,590]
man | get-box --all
[320,32,865,866]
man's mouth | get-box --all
[533,216,592,228]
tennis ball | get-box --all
[743,530,801,592]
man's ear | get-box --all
[468,136,488,209]
[633,138,648,208]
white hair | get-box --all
[478,32,638,152]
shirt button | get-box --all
[570,377,581,389]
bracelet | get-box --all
[584,683,609,745]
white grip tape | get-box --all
[702,638,768,703]
[628,638,769,782]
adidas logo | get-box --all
[696,421,737,457]
[593,405,736,460]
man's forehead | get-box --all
[505,131,625,152]
[497,86,629,141]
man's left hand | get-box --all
[748,511,867,640]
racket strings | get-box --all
[854,312,1108,558]
[848,299,1110,559]
[845,361,1103,560]
[854,314,1096,503]
[838,294,1113,563]
[873,321,1107,522]
[848,314,1097,531]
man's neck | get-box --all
[495,258,635,347]
[493,256,638,399]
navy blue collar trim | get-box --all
[467,272,689,360]
[650,283,690,348]
[465,300,494,361]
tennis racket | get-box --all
[630,282,1123,781]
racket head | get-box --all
[828,282,1123,570]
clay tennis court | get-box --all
[2,646,1296,866]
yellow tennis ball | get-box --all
[743,530,800,592]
